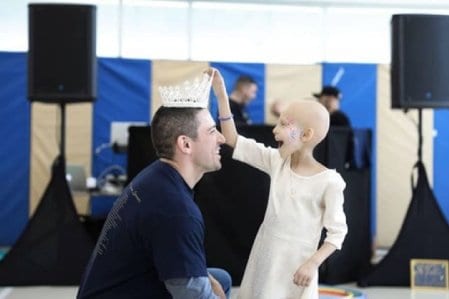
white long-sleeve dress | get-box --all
[234,136,348,299]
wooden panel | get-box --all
[265,64,321,124]
[151,60,209,118]
[376,64,433,247]
[30,102,92,215]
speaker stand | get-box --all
[0,100,95,285]
[417,108,423,164]
[59,102,66,167]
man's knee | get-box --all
[208,267,232,292]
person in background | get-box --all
[314,85,355,168]
[269,98,288,119]
[313,85,351,127]
[210,67,347,299]
[227,75,258,126]
[77,73,231,299]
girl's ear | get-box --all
[301,128,314,142]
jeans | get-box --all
[208,267,232,299]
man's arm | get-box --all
[165,276,225,299]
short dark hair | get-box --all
[151,106,202,159]
[234,75,257,90]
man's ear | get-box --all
[176,135,192,154]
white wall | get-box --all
[2,0,449,63]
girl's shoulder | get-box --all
[324,169,346,188]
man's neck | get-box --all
[229,91,244,104]
[160,158,202,189]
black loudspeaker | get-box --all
[28,4,97,103]
[391,14,449,109]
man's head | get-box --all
[232,75,258,105]
[273,100,330,158]
[313,85,341,113]
[151,106,225,172]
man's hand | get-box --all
[209,273,226,299]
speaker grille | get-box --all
[392,14,449,109]
[28,4,97,103]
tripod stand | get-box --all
[0,102,96,285]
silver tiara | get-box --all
[158,73,212,108]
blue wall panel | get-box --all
[322,63,377,128]
[92,58,151,179]
[322,63,377,234]
[6,52,437,245]
[434,110,449,223]
[209,62,265,124]
[91,58,151,216]
[0,52,29,245]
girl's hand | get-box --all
[293,259,318,287]
[206,68,226,99]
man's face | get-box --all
[319,95,340,113]
[190,109,225,173]
[242,83,258,104]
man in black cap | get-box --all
[313,85,351,127]
[314,85,354,169]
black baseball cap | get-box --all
[313,85,341,98]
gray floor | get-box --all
[1,247,447,298]
[1,284,449,299]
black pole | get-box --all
[418,108,423,163]
[60,102,66,169]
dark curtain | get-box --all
[358,161,449,287]
[0,156,95,285]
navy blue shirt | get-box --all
[77,161,208,298]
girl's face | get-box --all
[272,114,303,159]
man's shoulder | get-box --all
[132,160,182,189]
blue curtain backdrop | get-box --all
[1,51,449,245]
[434,110,449,222]
[0,52,30,245]
[322,63,377,234]
[90,58,151,216]
[209,62,265,124]
[92,58,151,178]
